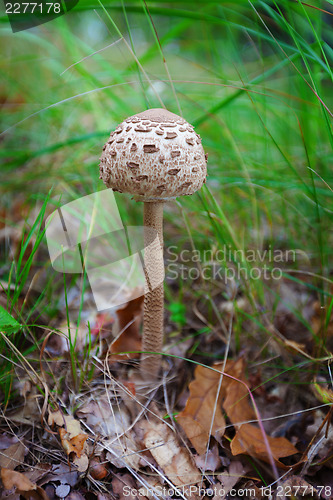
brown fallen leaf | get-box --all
[59,428,88,458]
[109,295,143,361]
[242,480,263,500]
[231,424,298,465]
[0,441,25,470]
[176,362,229,454]
[223,362,298,466]
[222,358,255,426]
[178,358,298,466]
[48,408,89,471]
[48,409,81,433]
[57,321,91,354]
[1,468,36,492]
[177,358,251,454]
[1,468,50,500]
[141,420,201,487]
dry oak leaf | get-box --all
[223,361,298,465]
[1,468,50,500]
[58,428,88,458]
[222,358,256,426]
[176,362,229,454]
[48,409,81,437]
[177,359,247,454]
[48,408,89,470]
[142,420,201,487]
[177,357,298,466]
[231,424,298,465]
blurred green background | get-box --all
[1,0,332,367]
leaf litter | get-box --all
[1,267,332,498]
[177,357,297,466]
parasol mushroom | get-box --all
[99,108,207,379]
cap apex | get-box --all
[130,108,185,124]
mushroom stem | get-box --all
[141,201,164,379]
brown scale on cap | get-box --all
[99,108,207,202]
[127,161,139,168]
[144,144,160,154]
[166,132,178,139]
[168,168,181,175]
[134,125,152,133]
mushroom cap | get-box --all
[99,108,207,202]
